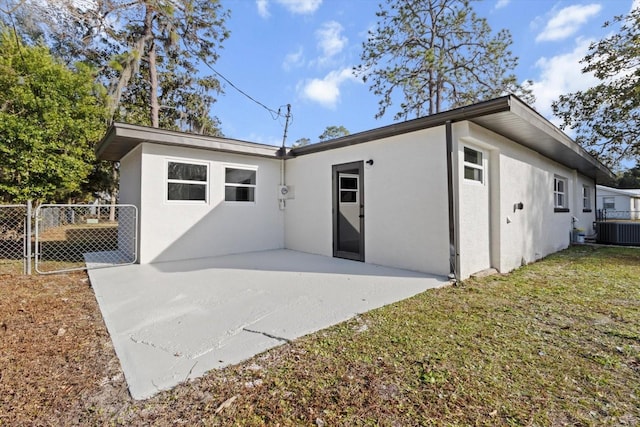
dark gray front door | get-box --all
[333,161,364,261]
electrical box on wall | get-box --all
[278,185,295,200]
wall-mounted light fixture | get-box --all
[513,202,524,212]
[366,159,374,165]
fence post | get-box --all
[25,200,32,275]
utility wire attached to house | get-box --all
[187,47,294,146]
[198,57,287,121]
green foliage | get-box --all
[0,27,107,202]
[2,0,229,135]
[89,0,228,133]
[616,165,640,189]
[553,8,640,168]
[318,125,350,141]
[355,0,533,120]
[115,55,223,136]
[292,137,311,148]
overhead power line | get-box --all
[199,59,285,121]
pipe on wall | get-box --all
[445,121,459,282]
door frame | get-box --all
[332,161,365,261]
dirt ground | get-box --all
[0,271,131,426]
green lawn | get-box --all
[117,246,639,425]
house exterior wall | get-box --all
[596,188,637,219]
[126,143,284,264]
[285,127,450,276]
[118,145,143,260]
[454,122,595,278]
[596,188,631,211]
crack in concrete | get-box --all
[242,328,291,343]
[129,335,186,358]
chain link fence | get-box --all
[34,204,137,274]
[0,204,30,275]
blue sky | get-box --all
[212,0,636,148]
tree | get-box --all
[355,0,533,121]
[552,8,640,168]
[292,137,311,148]
[318,125,350,141]
[616,166,640,189]
[2,0,229,133]
[0,27,107,202]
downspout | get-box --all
[445,121,459,282]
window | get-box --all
[554,176,568,211]
[339,174,359,203]
[603,197,615,210]
[582,185,592,211]
[167,161,208,202]
[225,167,256,202]
[463,147,483,183]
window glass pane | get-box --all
[225,168,256,185]
[340,177,358,190]
[168,183,206,201]
[557,180,564,193]
[464,166,482,182]
[583,187,590,208]
[168,162,207,181]
[464,147,482,165]
[225,186,255,202]
[340,190,357,203]
[603,197,615,209]
[557,194,564,208]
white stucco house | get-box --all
[596,185,640,220]
[96,95,614,280]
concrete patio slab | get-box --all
[87,249,448,400]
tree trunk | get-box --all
[106,2,155,122]
[149,40,159,127]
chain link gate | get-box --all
[0,203,31,275]
[34,204,138,274]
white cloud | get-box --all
[536,4,602,42]
[276,0,322,14]
[495,0,510,9]
[283,46,305,71]
[256,0,269,18]
[299,68,357,108]
[530,38,599,122]
[316,21,347,60]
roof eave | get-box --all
[290,96,513,156]
[96,122,282,161]
[289,95,615,183]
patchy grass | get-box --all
[1,246,639,426]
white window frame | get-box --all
[603,196,615,210]
[463,146,484,184]
[165,159,209,203]
[554,176,568,211]
[582,185,591,211]
[339,173,359,205]
[224,165,257,203]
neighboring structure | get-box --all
[96,95,614,280]
[596,185,640,220]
